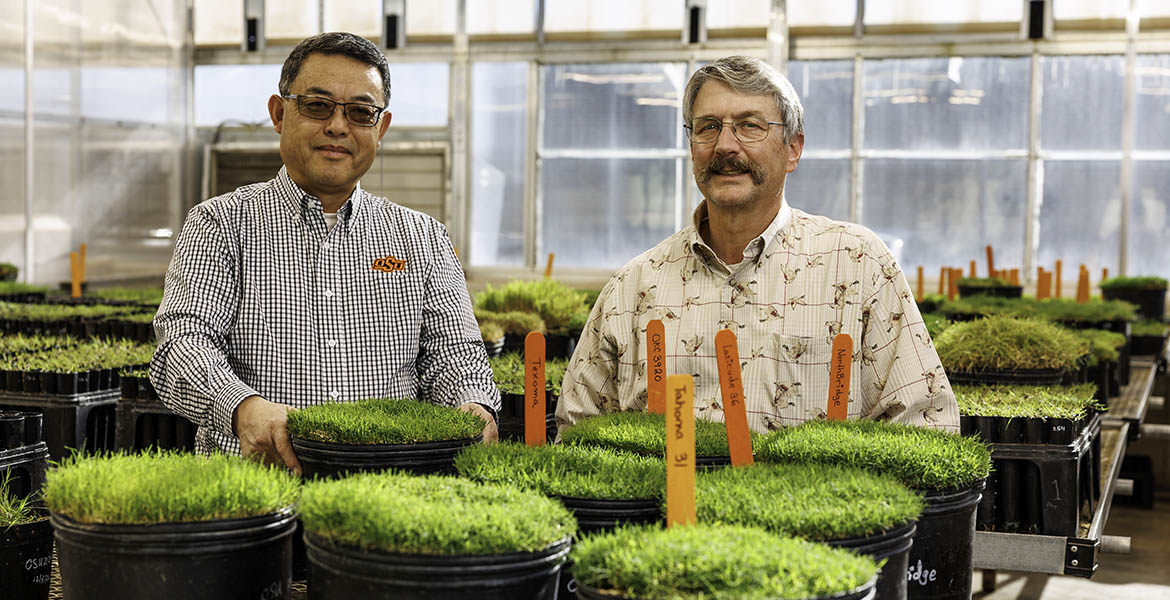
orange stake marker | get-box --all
[524,332,546,447]
[1037,268,1050,300]
[1076,266,1090,304]
[79,243,87,283]
[543,252,555,279]
[969,260,977,278]
[986,245,995,278]
[1054,260,1063,299]
[937,266,946,295]
[646,320,666,414]
[1009,268,1020,286]
[916,266,924,301]
[827,334,853,421]
[1102,267,1109,283]
[665,374,696,527]
[948,268,961,301]
[69,252,82,299]
[714,330,753,467]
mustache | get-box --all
[698,155,765,185]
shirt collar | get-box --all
[688,194,791,268]
[275,166,364,224]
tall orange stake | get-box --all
[827,334,853,421]
[524,332,546,447]
[1054,260,1063,298]
[938,266,946,295]
[916,266,924,301]
[986,245,995,278]
[714,330,753,467]
[646,320,666,414]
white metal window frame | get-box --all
[190,0,1170,289]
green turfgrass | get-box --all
[756,419,991,491]
[1075,329,1126,366]
[42,450,299,525]
[560,411,751,458]
[474,308,547,336]
[489,351,569,396]
[1133,319,1169,337]
[454,442,665,500]
[934,316,1087,372]
[300,471,576,556]
[571,523,878,600]
[958,277,1013,288]
[0,334,75,356]
[1099,276,1168,291]
[286,397,485,445]
[694,462,923,541]
[921,312,952,340]
[954,384,1102,420]
[1,471,40,527]
[473,279,589,334]
[0,338,155,371]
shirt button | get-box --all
[323,242,331,250]
[326,339,337,348]
[324,289,334,298]
[329,390,340,399]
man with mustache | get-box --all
[151,33,499,473]
[556,56,957,433]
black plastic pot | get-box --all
[574,578,878,600]
[946,367,1065,387]
[52,508,296,600]
[305,531,569,600]
[1102,288,1166,320]
[824,521,916,600]
[21,412,42,445]
[484,338,504,358]
[906,480,985,600]
[556,496,662,534]
[0,412,24,450]
[957,285,1023,299]
[291,436,482,479]
[545,333,577,360]
[0,512,53,600]
[1131,334,1167,356]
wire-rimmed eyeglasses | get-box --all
[684,117,784,144]
[282,94,386,127]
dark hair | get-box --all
[279,32,391,106]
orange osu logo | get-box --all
[372,256,407,273]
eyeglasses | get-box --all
[282,94,386,127]
[684,117,784,144]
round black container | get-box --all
[52,508,296,600]
[545,333,577,360]
[574,577,877,600]
[0,412,25,450]
[957,285,1023,299]
[0,512,52,600]
[305,531,569,600]
[824,521,916,600]
[484,338,505,358]
[498,414,557,444]
[1102,288,1166,320]
[291,436,482,480]
[906,480,985,600]
[20,412,42,445]
[556,496,662,534]
[947,367,1065,387]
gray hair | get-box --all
[682,56,804,144]
[279,32,392,107]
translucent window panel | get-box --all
[542,63,686,151]
[0,67,24,112]
[545,0,682,34]
[1135,54,1170,151]
[470,62,527,267]
[866,0,1022,25]
[541,158,681,269]
[1040,56,1124,152]
[195,0,243,45]
[324,0,382,38]
[83,68,173,125]
[1129,161,1170,279]
[267,0,320,41]
[706,0,768,30]
[784,159,850,223]
[862,159,1027,277]
[864,57,1029,152]
[1052,1,1127,21]
[407,0,455,36]
[385,63,449,126]
[790,0,857,28]
[468,0,535,35]
[1139,0,1170,19]
[1037,161,1121,278]
[195,64,282,126]
[788,60,853,152]
[32,67,75,118]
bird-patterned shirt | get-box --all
[556,199,959,434]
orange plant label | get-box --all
[1054,260,1063,298]
[69,252,82,299]
[916,266,924,301]
[968,260,976,278]
[985,245,995,278]
[1076,266,1090,304]
[827,334,852,421]
[646,320,666,414]
[937,266,946,295]
[665,374,696,527]
[714,330,753,467]
[544,252,555,278]
[1009,268,1020,286]
[524,332,546,447]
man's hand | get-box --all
[233,395,302,475]
[459,403,498,443]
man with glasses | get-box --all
[152,32,499,473]
[557,55,957,434]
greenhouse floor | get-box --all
[975,490,1170,600]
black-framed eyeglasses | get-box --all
[684,117,784,144]
[282,94,386,127]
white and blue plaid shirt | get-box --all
[151,166,499,455]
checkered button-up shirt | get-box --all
[151,166,499,455]
[556,199,958,434]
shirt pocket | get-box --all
[764,333,834,421]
